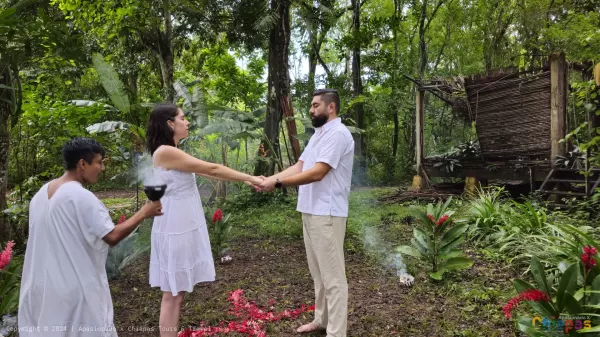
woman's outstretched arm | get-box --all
[153,146,262,185]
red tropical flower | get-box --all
[582,253,590,263]
[0,241,15,270]
[118,214,126,224]
[503,289,551,318]
[584,245,598,256]
[212,209,223,223]
[436,215,449,226]
[427,214,435,223]
[582,246,598,270]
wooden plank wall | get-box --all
[464,71,552,161]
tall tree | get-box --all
[390,0,404,165]
[352,0,367,183]
[417,0,448,78]
[479,0,515,71]
[54,0,224,101]
[298,0,346,93]
[254,0,292,176]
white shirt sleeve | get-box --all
[299,137,314,162]
[316,131,348,170]
[76,192,115,246]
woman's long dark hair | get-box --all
[146,103,180,155]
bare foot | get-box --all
[296,322,321,333]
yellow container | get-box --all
[464,177,477,198]
[411,175,422,192]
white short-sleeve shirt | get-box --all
[297,118,355,217]
[18,181,118,337]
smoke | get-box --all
[361,225,409,277]
[134,153,165,186]
[361,225,414,286]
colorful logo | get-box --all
[532,315,592,333]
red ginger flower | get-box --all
[503,289,551,318]
[436,215,449,226]
[582,245,598,270]
[584,245,598,256]
[118,214,126,224]
[582,253,590,263]
[0,241,15,270]
[212,209,223,223]
[427,214,435,223]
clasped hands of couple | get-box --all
[245,176,279,193]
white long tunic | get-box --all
[18,181,118,337]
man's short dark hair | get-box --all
[62,137,105,170]
[313,88,340,114]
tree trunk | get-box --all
[418,0,427,78]
[0,66,12,242]
[281,96,301,162]
[392,0,401,159]
[129,72,139,105]
[307,24,318,109]
[352,0,367,184]
[158,49,174,102]
[386,0,402,182]
[159,0,174,102]
[254,0,291,177]
[345,51,351,75]
[304,22,317,145]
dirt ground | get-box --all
[94,189,138,200]
[111,238,516,337]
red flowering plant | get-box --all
[0,240,21,316]
[396,197,473,280]
[209,209,233,263]
[503,252,600,336]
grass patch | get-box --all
[102,197,134,209]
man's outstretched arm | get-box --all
[258,162,330,191]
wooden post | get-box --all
[280,96,301,163]
[550,53,567,167]
[415,90,425,174]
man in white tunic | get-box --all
[18,138,163,337]
[257,89,354,337]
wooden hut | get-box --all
[413,53,600,198]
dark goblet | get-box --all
[143,184,167,201]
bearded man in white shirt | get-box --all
[257,89,354,337]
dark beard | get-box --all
[311,115,328,128]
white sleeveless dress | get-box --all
[149,168,215,295]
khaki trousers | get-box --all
[302,213,348,337]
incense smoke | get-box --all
[361,225,414,286]
[134,153,165,186]
[362,225,409,277]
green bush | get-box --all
[105,215,148,280]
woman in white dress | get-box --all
[146,103,263,337]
